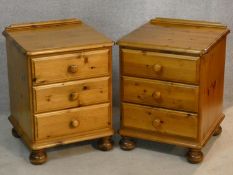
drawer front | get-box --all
[121,49,200,84]
[35,103,111,140]
[34,77,110,113]
[32,49,110,85]
[122,76,199,112]
[122,103,197,139]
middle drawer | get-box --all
[122,76,199,112]
[33,77,110,113]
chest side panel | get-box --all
[6,39,33,140]
[199,37,226,143]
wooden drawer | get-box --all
[34,77,110,113]
[122,103,197,139]
[121,49,200,84]
[32,49,110,85]
[35,103,111,140]
[122,76,199,112]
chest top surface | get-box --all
[118,17,230,56]
[3,19,113,56]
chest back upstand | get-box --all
[117,18,230,163]
[3,19,114,164]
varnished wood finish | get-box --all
[97,136,114,151]
[122,103,198,139]
[122,49,200,84]
[32,49,110,85]
[3,19,114,164]
[122,77,199,112]
[119,136,136,151]
[33,77,110,113]
[3,19,112,56]
[35,103,111,140]
[118,18,229,56]
[187,148,203,164]
[198,38,226,141]
[118,17,230,163]
[29,149,47,165]
[5,39,34,140]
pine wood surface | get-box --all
[33,77,110,113]
[118,17,230,163]
[122,76,199,112]
[3,18,114,164]
[122,103,197,139]
[35,103,111,140]
[118,18,229,56]
[32,49,110,85]
[3,18,113,55]
[121,49,200,84]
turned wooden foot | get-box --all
[119,137,136,151]
[213,125,222,136]
[12,128,20,138]
[97,136,114,151]
[187,148,203,164]
[29,149,47,165]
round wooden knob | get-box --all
[152,119,161,128]
[153,64,162,73]
[152,91,161,100]
[69,92,78,101]
[70,119,79,128]
[68,65,78,73]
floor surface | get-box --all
[0,107,233,175]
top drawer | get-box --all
[121,49,200,84]
[32,49,110,85]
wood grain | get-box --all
[198,37,226,141]
[3,19,114,161]
[122,103,197,138]
[33,77,110,113]
[118,18,230,162]
[121,49,200,84]
[35,103,111,140]
[6,39,33,140]
[122,76,199,112]
[32,49,110,85]
[3,19,113,56]
[150,17,227,28]
[118,18,229,56]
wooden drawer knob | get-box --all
[152,91,161,100]
[152,119,161,128]
[153,64,163,73]
[70,119,79,128]
[68,65,78,73]
[69,92,78,101]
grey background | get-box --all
[0,1,233,174]
[0,0,233,114]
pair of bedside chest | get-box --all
[3,18,230,164]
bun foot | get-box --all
[119,137,136,151]
[187,148,203,164]
[97,136,114,151]
[29,149,47,165]
[213,125,222,136]
[12,128,20,138]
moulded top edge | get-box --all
[150,17,228,29]
[3,18,82,33]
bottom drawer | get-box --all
[122,103,197,139]
[35,103,111,140]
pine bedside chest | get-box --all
[3,19,114,164]
[117,18,230,163]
